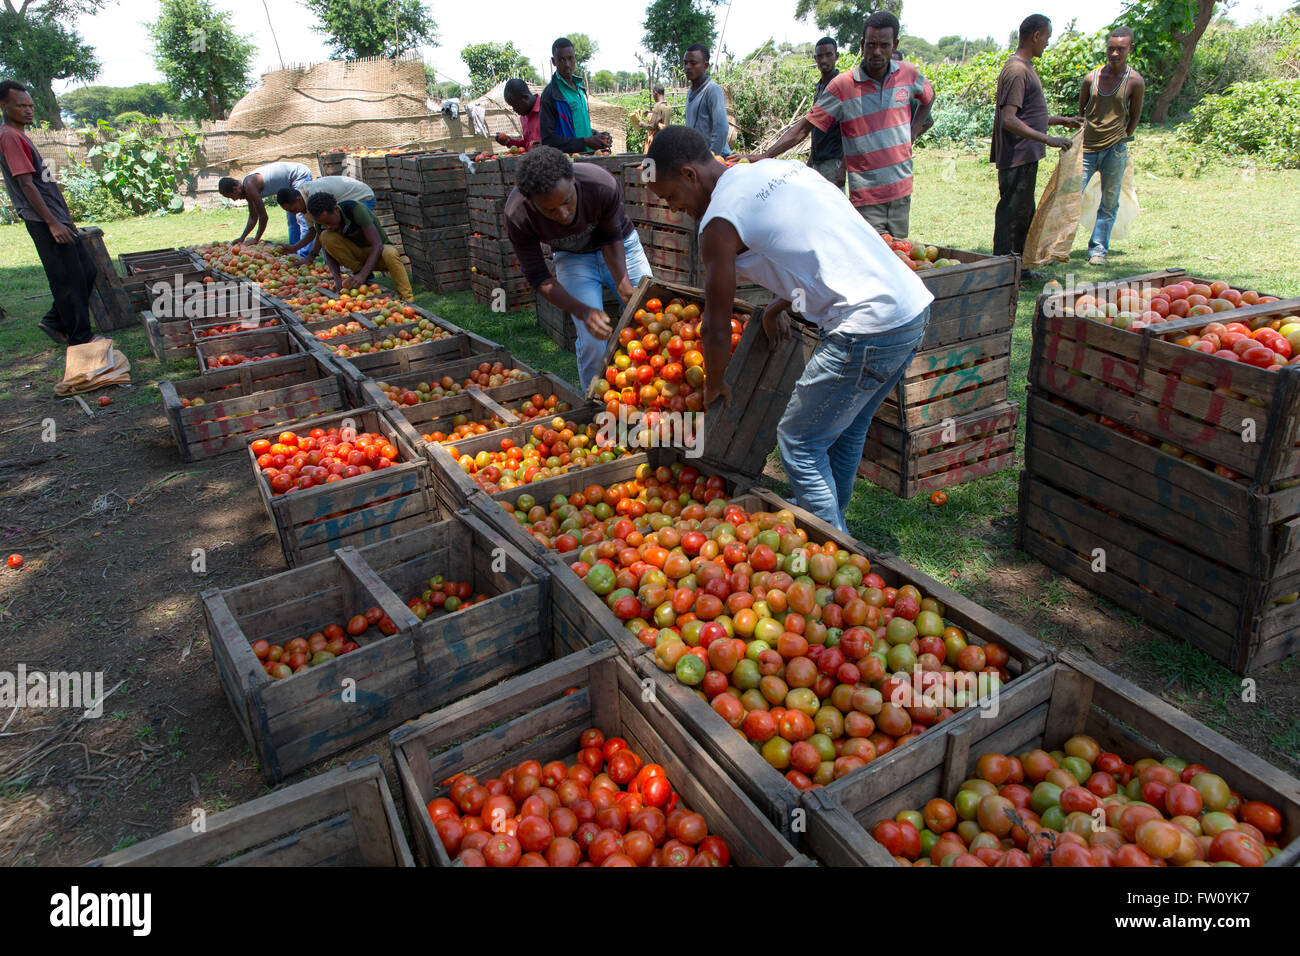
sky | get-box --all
[58,0,1296,92]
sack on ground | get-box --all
[55,339,131,396]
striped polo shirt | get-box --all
[806,59,934,207]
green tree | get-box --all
[793,0,903,50]
[898,35,939,61]
[149,0,255,120]
[566,32,598,70]
[460,41,540,97]
[61,83,179,125]
[1118,0,1219,121]
[591,69,615,92]
[0,11,100,128]
[303,0,437,59]
[643,0,720,75]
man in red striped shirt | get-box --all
[753,11,933,237]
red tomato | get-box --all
[482,833,522,867]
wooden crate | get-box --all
[343,153,394,191]
[203,512,549,781]
[589,277,815,480]
[390,641,804,866]
[145,297,282,361]
[123,267,224,312]
[382,387,520,464]
[195,328,304,374]
[860,400,1020,499]
[874,329,1012,429]
[536,288,622,351]
[158,354,350,463]
[470,271,535,309]
[89,756,413,866]
[425,404,612,515]
[392,192,470,228]
[800,652,1300,866]
[247,406,436,568]
[632,486,1051,839]
[318,331,498,401]
[359,352,538,429]
[467,195,509,238]
[623,161,695,231]
[1018,392,1300,673]
[119,247,199,275]
[1031,269,1300,487]
[316,149,346,177]
[79,227,138,332]
[466,371,586,423]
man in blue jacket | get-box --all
[683,44,730,156]
[539,37,613,154]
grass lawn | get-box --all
[2,127,1299,775]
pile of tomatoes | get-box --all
[1171,319,1299,370]
[419,413,508,445]
[252,608,391,679]
[509,392,572,421]
[195,317,278,338]
[377,362,531,407]
[592,296,746,417]
[194,243,332,295]
[496,462,1008,789]
[446,418,632,493]
[880,233,962,271]
[311,320,367,340]
[429,729,732,866]
[205,351,282,369]
[874,734,1288,866]
[406,576,488,619]
[252,427,401,495]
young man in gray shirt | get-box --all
[683,44,730,156]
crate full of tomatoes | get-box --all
[389,642,809,866]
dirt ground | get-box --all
[0,338,1295,866]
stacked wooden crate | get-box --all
[1019,270,1300,673]
[621,160,697,284]
[316,149,345,177]
[465,154,535,309]
[386,150,471,293]
[859,248,1022,498]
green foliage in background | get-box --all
[86,122,201,215]
[1175,78,1300,168]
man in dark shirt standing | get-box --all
[991,14,1082,260]
[808,37,846,189]
[0,80,97,346]
[504,146,652,390]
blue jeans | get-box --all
[1081,141,1126,256]
[777,309,929,532]
[551,230,653,391]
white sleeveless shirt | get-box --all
[698,159,932,335]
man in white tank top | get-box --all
[645,126,933,531]
[1079,26,1144,265]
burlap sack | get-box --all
[55,339,131,396]
[1022,130,1086,266]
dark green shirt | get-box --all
[339,200,387,247]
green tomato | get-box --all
[675,653,706,686]
[1030,781,1064,815]
[761,736,792,769]
[1061,756,1092,784]
[585,564,615,596]
[886,643,916,673]
[754,617,783,643]
[895,809,925,833]
[885,616,918,645]
[745,639,770,661]
[1039,805,1067,832]
[654,628,678,647]
[808,733,836,762]
[681,620,704,646]
[915,610,944,638]
[919,828,940,856]
[740,689,768,712]
[732,658,761,690]
[652,603,677,627]
[954,788,982,821]
[824,627,842,647]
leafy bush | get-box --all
[1170,15,1300,118]
[1175,78,1300,168]
[112,111,149,127]
[714,52,861,153]
[86,121,201,214]
[58,163,133,221]
[922,98,993,150]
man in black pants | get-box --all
[0,80,97,345]
[990,15,1081,265]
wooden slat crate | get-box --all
[145,298,284,362]
[1018,392,1300,673]
[860,399,1020,498]
[399,223,468,263]
[391,192,470,228]
[800,652,1300,866]
[487,371,587,422]
[195,328,303,374]
[382,387,520,465]
[361,350,537,423]
[622,161,695,231]
[466,195,509,238]
[79,227,138,332]
[1031,269,1300,487]
[389,150,466,194]
[343,152,395,191]
[123,267,224,312]
[470,271,535,309]
[588,277,814,480]
[202,512,550,781]
[630,485,1051,839]
[158,353,350,463]
[466,233,523,271]
[246,405,437,568]
[319,335,498,404]
[389,641,803,866]
[316,149,345,177]
[118,247,200,275]
[873,329,1012,429]
[425,403,612,515]
[89,755,413,866]
[575,152,645,175]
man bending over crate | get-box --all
[306,192,414,301]
[219,161,313,247]
[505,146,653,391]
[276,176,377,261]
[645,125,933,532]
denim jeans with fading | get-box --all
[1082,141,1127,256]
[551,230,653,392]
[776,308,929,532]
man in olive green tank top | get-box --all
[1079,26,1145,265]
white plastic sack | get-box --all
[1080,147,1140,241]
